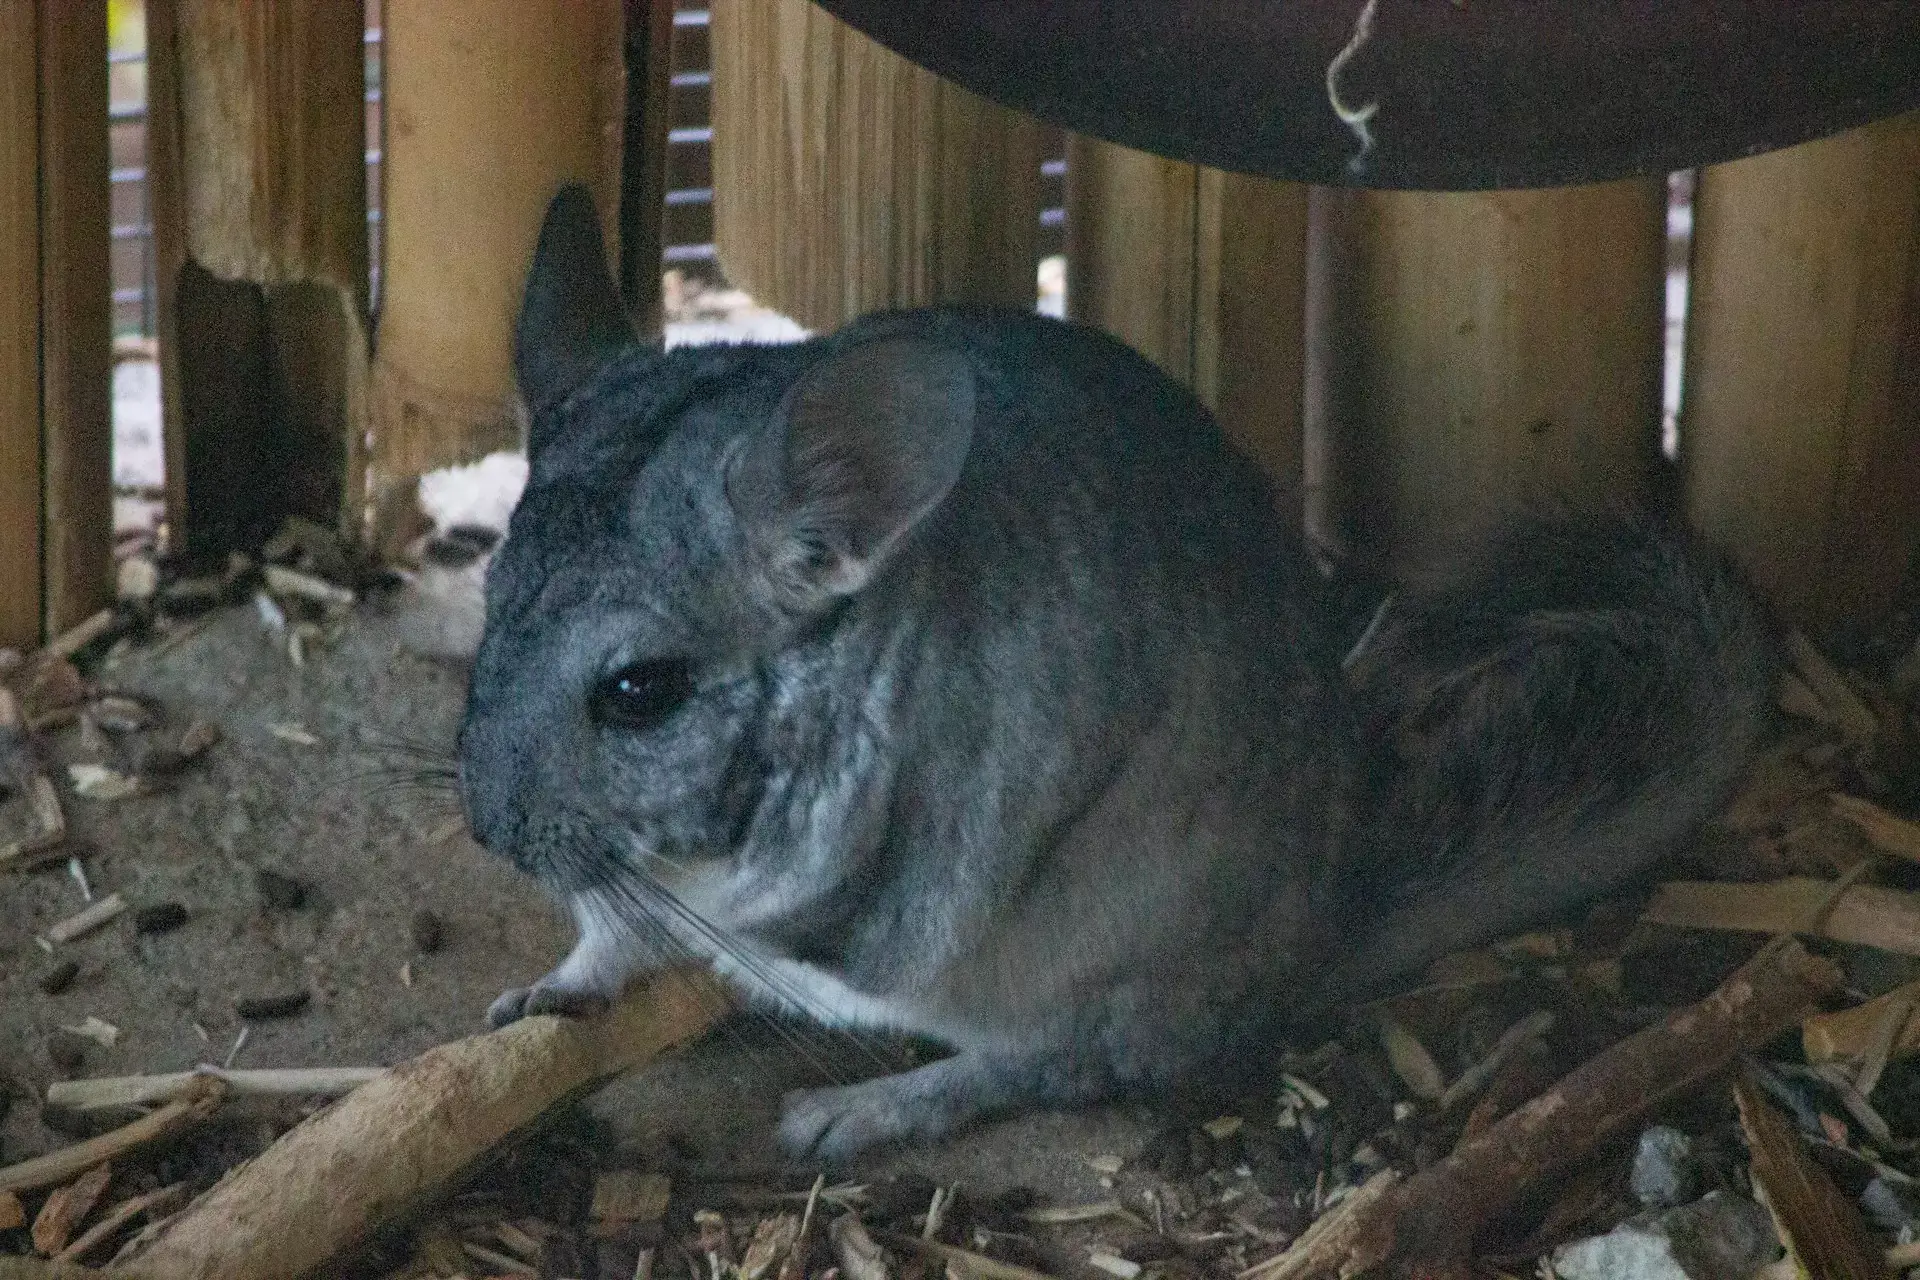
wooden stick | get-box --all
[45,891,126,944]
[1831,794,1920,866]
[48,607,118,659]
[876,1229,1064,1280]
[1240,939,1841,1280]
[47,1066,385,1112]
[0,773,67,869]
[1804,977,1920,1063]
[0,1076,226,1195]
[1785,633,1877,741]
[1643,878,1920,955]
[56,1183,188,1264]
[119,969,724,1280]
[1735,1074,1893,1280]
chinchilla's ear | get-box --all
[514,184,636,437]
[729,335,975,607]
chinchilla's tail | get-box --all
[1328,509,1778,1000]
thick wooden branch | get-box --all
[1241,939,1842,1280]
[119,969,724,1280]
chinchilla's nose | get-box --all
[457,704,524,857]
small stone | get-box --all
[47,1037,84,1075]
[410,907,446,954]
[37,959,79,995]
[132,901,189,935]
[1861,1175,1920,1236]
[255,868,307,910]
[1553,1192,1779,1280]
[1630,1125,1698,1209]
[235,989,310,1020]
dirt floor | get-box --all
[0,599,1150,1198]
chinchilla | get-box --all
[459,186,1775,1161]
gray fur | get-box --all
[459,187,1776,1162]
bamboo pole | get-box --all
[1065,137,1310,519]
[711,0,1041,333]
[0,6,42,649]
[1683,112,1920,640]
[367,0,625,551]
[147,0,369,562]
[1306,180,1667,578]
[36,0,113,636]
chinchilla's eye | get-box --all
[592,659,696,731]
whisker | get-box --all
[597,867,901,1080]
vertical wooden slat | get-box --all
[148,0,369,561]
[711,0,1041,332]
[620,0,676,338]
[1065,138,1310,515]
[368,0,625,550]
[0,4,42,648]
[1683,112,1920,640]
[37,0,114,635]
[1306,180,1667,578]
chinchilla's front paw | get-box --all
[485,978,612,1029]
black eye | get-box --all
[592,659,696,731]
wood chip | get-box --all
[1,774,68,870]
[176,719,220,762]
[590,1171,673,1237]
[1087,1253,1141,1280]
[878,1229,1064,1280]
[263,564,355,609]
[0,1076,225,1195]
[67,764,139,802]
[1642,877,1920,955]
[58,1017,119,1050]
[0,1190,22,1231]
[46,894,127,944]
[1376,1012,1445,1103]
[1832,794,1920,865]
[49,608,119,659]
[830,1213,892,1280]
[1786,632,1878,741]
[32,1163,113,1256]
[46,1066,385,1113]
[741,1213,801,1280]
[462,1239,537,1276]
[57,1183,187,1264]
[1439,1011,1555,1112]
[1805,978,1920,1064]
[265,722,319,747]
[1735,1072,1893,1280]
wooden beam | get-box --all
[0,3,41,649]
[711,0,1041,332]
[1683,111,1920,641]
[37,0,113,636]
[147,0,369,563]
[368,0,625,551]
[619,0,676,338]
[1065,137,1309,520]
[1305,180,1667,578]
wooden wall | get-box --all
[0,0,112,650]
[711,0,1040,331]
